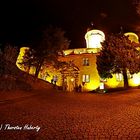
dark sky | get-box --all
[0,0,139,48]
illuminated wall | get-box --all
[16,47,30,71]
[105,74,123,88]
[129,73,140,86]
[16,31,140,92]
[63,48,101,55]
[59,53,100,91]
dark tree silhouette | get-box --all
[0,44,32,90]
[21,26,70,78]
[0,44,19,77]
[97,33,140,88]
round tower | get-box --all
[124,32,139,43]
[85,29,105,49]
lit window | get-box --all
[83,58,89,66]
[82,74,90,83]
[116,73,123,81]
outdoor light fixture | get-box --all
[71,78,74,82]
[99,82,104,90]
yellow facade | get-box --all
[129,73,140,87]
[16,47,29,71]
[16,31,140,92]
[16,47,140,92]
[59,53,100,91]
[60,49,140,90]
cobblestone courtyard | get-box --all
[0,89,140,140]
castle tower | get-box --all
[85,29,105,49]
[124,32,139,43]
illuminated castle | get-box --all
[16,29,140,92]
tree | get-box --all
[21,26,70,78]
[0,44,33,91]
[96,33,140,88]
[3,44,18,63]
[0,44,19,77]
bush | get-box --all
[0,77,32,91]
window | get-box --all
[116,73,123,82]
[83,58,89,66]
[82,75,90,83]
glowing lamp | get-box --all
[85,30,105,49]
[100,82,104,90]
[71,78,74,82]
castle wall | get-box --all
[59,53,100,91]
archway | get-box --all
[61,62,79,92]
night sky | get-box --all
[0,0,139,48]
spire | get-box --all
[87,22,95,31]
[119,26,124,34]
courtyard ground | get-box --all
[0,88,140,140]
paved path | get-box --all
[0,89,140,140]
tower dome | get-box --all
[85,29,105,49]
[124,32,139,43]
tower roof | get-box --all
[85,29,105,49]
